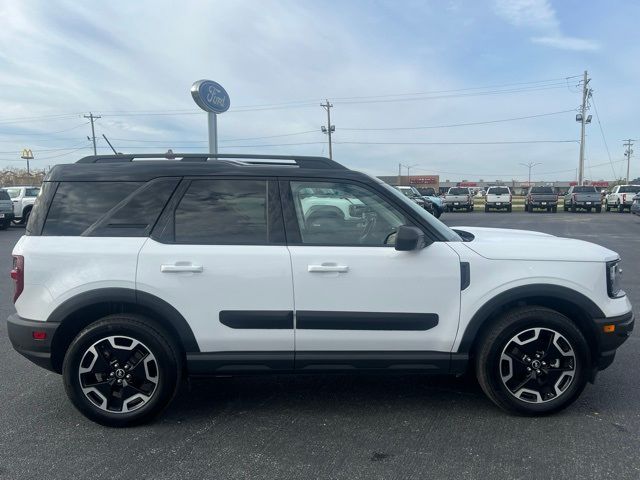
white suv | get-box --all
[7,154,634,427]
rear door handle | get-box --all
[161,264,203,273]
[308,264,349,273]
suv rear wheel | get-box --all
[475,306,590,415]
[62,314,181,427]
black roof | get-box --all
[46,153,367,182]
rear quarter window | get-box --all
[0,190,10,200]
[42,182,143,236]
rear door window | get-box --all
[172,179,273,245]
[0,190,10,201]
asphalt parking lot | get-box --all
[1,212,639,480]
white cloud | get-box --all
[531,35,600,52]
[493,0,599,52]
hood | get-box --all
[452,226,619,262]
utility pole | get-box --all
[398,163,402,185]
[519,162,541,185]
[577,70,591,186]
[320,100,334,159]
[623,139,635,183]
[84,112,101,155]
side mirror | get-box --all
[395,225,429,251]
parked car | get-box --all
[0,189,15,229]
[605,185,640,213]
[8,153,633,426]
[525,186,558,212]
[631,194,640,215]
[564,185,602,213]
[485,186,512,212]
[395,186,432,214]
[445,187,474,212]
[3,186,40,224]
[416,187,445,218]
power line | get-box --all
[589,93,618,179]
[340,110,576,131]
[333,139,578,146]
[110,130,319,144]
[0,122,90,137]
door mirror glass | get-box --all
[395,225,428,251]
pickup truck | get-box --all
[605,185,640,213]
[0,189,15,229]
[415,187,444,218]
[525,186,558,212]
[485,186,512,212]
[564,185,601,213]
[395,186,429,212]
[3,186,40,224]
[445,187,474,212]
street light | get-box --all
[519,162,541,185]
[21,149,33,175]
[400,163,420,179]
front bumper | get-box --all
[593,311,634,371]
[7,314,59,372]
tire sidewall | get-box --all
[480,310,590,415]
[63,318,180,427]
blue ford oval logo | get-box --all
[191,80,230,114]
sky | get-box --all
[0,0,638,182]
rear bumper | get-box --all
[0,211,14,220]
[530,201,557,207]
[593,311,634,371]
[7,314,59,372]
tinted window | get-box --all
[43,182,142,236]
[5,188,20,199]
[448,188,469,195]
[290,181,408,246]
[89,178,180,237]
[487,187,509,194]
[0,190,10,200]
[174,179,269,244]
[530,187,554,194]
[573,186,597,193]
[25,187,40,197]
[619,186,640,193]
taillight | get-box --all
[572,193,577,201]
[11,255,24,303]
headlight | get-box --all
[607,260,625,298]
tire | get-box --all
[23,209,31,225]
[0,220,9,230]
[552,206,557,213]
[605,201,610,212]
[475,306,590,415]
[524,204,528,212]
[595,205,602,213]
[587,207,592,213]
[618,203,625,213]
[546,207,551,213]
[62,314,182,427]
[563,204,568,212]
[507,205,512,213]
[485,205,489,213]
[466,206,472,212]
[433,208,441,219]
[571,204,576,213]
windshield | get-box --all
[487,187,509,194]
[448,188,469,195]
[4,187,20,199]
[396,186,417,198]
[619,185,640,193]
[530,187,553,194]
[573,186,597,193]
[374,177,461,242]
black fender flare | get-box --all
[48,288,200,363]
[457,284,605,353]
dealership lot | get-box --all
[1,212,639,480]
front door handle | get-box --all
[308,264,349,273]
[161,264,204,273]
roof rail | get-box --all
[75,153,346,170]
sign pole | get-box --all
[191,79,230,158]
[208,112,218,155]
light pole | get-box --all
[21,149,33,175]
[519,162,541,185]
[400,163,419,182]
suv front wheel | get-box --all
[475,306,590,415]
[62,314,181,427]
